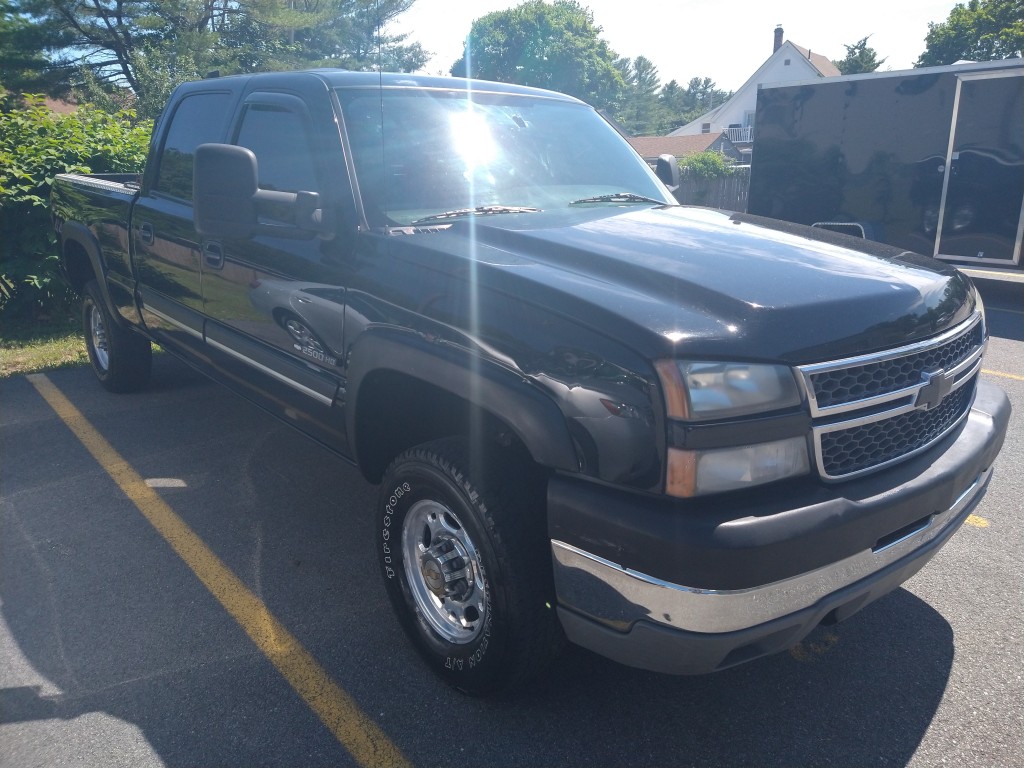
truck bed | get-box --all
[51,173,141,226]
[51,173,143,309]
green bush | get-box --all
[0,95,153,323]
[679,150,735,180]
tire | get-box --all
[377,437,562,695]
[82,279,152,393]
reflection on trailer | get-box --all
[748,59,1024,271]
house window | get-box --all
[701,123,711,134]
[784,59,791,66]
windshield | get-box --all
[337,87,674,227]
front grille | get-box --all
[798,313,985,481]
[819,377,975,477]
[810,321,983,409]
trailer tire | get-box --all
[82,279,152,393]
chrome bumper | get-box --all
[552,467,990,637]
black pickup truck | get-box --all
[51,70,1010,695]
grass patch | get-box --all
[0,316,88,378]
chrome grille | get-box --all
[798,313,985,481]
[819,377,975,477]
[810,321,983,409]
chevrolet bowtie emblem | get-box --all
[916,368,955,411]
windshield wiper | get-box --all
[410,205,541,225]
[569,192,669,206]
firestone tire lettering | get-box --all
[375,437,562,695]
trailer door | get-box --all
[934,70,1024,267]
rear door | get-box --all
[133,89,236,351]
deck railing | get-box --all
[725,126,753,143]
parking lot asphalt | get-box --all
[1,282,1021,768]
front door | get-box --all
[199,83,354,453]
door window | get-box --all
[154,92,231,201]
[235,104,320,194]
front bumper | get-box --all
[549,380,1010,675]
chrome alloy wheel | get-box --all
[284,317,325,355]
[88,302,110,371]
[402,499,488,644]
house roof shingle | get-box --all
[627,134,727,159]
[44,96,78,114]
[790,44,841,77]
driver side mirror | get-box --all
[194,143,258,238]
[194,143,333,239]
[656,154,681,192]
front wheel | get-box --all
[82,279,152,393]
[377,438,561,695]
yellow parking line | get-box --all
[982,369,1024,381]
[27,373,411,768]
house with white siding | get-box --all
[668,25,840,153]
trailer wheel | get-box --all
[377,437,561,695]
[82,280,152,393]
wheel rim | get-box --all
[402,499,488,644]
[284,318,324,354]
[88,302,110,371]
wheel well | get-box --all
[62,239,96,293]
[271,307,293,327]
[354,370,531,483]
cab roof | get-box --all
[188,68,585,104]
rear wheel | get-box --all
[377,437,561,695]
[82,279,151,393]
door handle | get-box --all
[139,222,154,245]
[203,241,224,269]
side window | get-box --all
[235,104,320,193]
[155,92,231,200]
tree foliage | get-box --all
[678,150,734,180]
[832,36,887,74]
[916,0,1024,66]
[450,1,728,135]
[611,64,730,135]
[5,1,427,118]
[450,0,624,111]
[665,77,730,128]
[1,1,69,97]
[614,55,661,134]
[0,96,153,319]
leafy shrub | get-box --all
[678,150,735,180]
[0,95,152,322]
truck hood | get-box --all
[422,205,976,363]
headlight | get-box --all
[666,439,810,497]
[656,359,808,497]
[655,360,802,420]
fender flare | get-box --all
[346,327,580,473]
[59,222,128,328]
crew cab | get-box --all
[50,70,1010,695]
